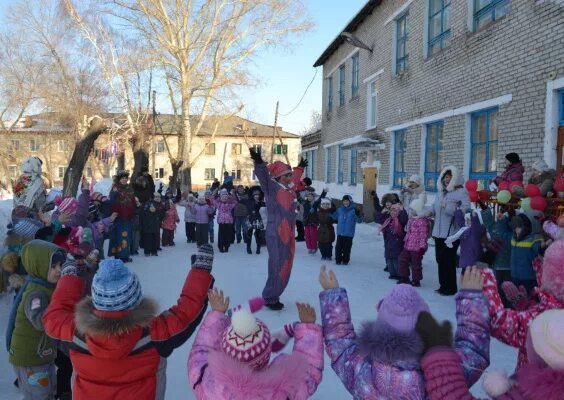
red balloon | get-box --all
[478,190,491,202]
[468,191,479,203]
[498,182,510,191]
[465,180,478,192]
[530,196,547,211]
[524,184,541,198]
[510,181,524,188]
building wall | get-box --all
[318,0,564,201]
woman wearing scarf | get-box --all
[108,171,137,262]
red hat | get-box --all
[58,197,78,214]
[267,161,292,179]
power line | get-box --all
[279,67,319,117]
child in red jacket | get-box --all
[43,245,215,400]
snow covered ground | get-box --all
[0,202,517,399]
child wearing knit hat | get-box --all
[43,244,215,400]
[188,288,323,399]
[418,308,564,400]
[317,195,336,261]
[318,266,491,399]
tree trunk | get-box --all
[181,167,192,193]
[132,149,149,182]
[168,160,184,192]
[63,117,107,197]
[117,152,125,171]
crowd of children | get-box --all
[3,152,564,400]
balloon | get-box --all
[498,182,510,191]
[478,190,491,202]
[497,190,512,204]
[465,180,478,192]
[530,196,547,211]
[524,184,541,198]
[469,191,479,203]
[520,197,532,212]
[510,181,524,189]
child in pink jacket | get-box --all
[188,289,324,400]
[161,199,180,246]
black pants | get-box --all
[162,229,174,246]
[434,237,459,294]
[55,351,73,397]
[195,223,209,246]
[218,223,233,251]
[185,222,196,242]
[143,232,158,255]
[247,228,262,251]
[335,235,353,264]
[319,242,333,259]
[296,220,305,241]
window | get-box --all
[251,144,262,154]
[350,149,358,185]
[205,143,215,155]
[424,122,444,191]
[57,140,68,152]
[337,145,344,184]
[154,168,165,179]
[304,149,316,180]
[474,0,509,31]
[327,77,333,113]
[30,139,40,152]
[428,0,451,55]
[325,147,332,183]
[470,108,499,189]
[155,140,165,153]
[393,130,407,188]
[338,65,346,106]
[86,167,93,178]
[559,90,564,126]
[58,166,67,179]
[8,165,18,179]
[273,144,288,155]
[366,80,378,130]
[351,53,359,98]
[10,140,20,151]
[204,168,216,180]
[231,143,242,155]
[231,169,241,180]
[396,14,409,74]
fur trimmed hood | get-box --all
[437,165,463,193]
[75,296,158,336]
[513,362,564,399]
[357,320,424,365]
[202,350,309,399]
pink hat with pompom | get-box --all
[267,161,292,179]
[58,197,78,214]
[541,240,564,301]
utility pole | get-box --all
[151,90,156,176]
[270,101,279,164]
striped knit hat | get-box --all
[91,259,143,311]
[10,218,43,239]
[58,197,78,214]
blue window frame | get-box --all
[428,0,451,55]
[470,108,499,189]
[325,147,332,183]
[559,90,564,126]
[424,121,444,192]
[393,130,407,188]
[350,149,358,185]
[327,77,333,113]
[351,53,359,98]
[337,145,344,184]
[396,14,409,74]
[474,0,509,31]
[338,65,346,106]
[304,149,316,180]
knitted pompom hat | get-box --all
[91,259,143,312]
[528,309,564,370]
[267,161,292,179]
[12,218,42,239]
[58,197,78,214]
[221,309,272,370]
[377,284,430,332]
[541,239,564,302]
[320,198,331,207]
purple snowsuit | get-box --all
[454,210,487,269]
[376,209,408,259]
[254,161,304,305]
[319,288,490,399]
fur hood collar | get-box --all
[438,165,463,192]
[357,320,424,365]
[75,296,158,336]
[514,362,564,399]
[205,350,309,399]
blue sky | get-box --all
[0,0,367,134]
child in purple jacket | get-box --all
[446,210,487,271]
[213,189,237,253]
[194,196,214,247]
[318,266,490,399]
[375,193,408,279]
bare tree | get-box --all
[111,0,313,191]
[299,110,322,136]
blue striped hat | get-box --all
[10,218,43,238]
[91,259,142,311]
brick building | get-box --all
[306,0,564,212]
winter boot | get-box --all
[247,244,252,254]
[265,301,284,311]
[256,246,260,254]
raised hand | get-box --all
[319,265,339,290]
[298,157,309,169]
[208,288,230,313]
[296,302,316,323]
[460,266,485,290]
[415,311,453,353]
[249,147,263,163]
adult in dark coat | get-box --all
[132,166,156,205]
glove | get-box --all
[501,282,527,308]
[298,157,309,169]
[355,208,361,217]
[249,147,263,163]
[415,311,453,353]
[271,322,297,353]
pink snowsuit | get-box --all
[399,216,430,282]
[188,311,324,400]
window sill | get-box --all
[366,125,377,132]
[468,15,508,38]
[349,95,360,104]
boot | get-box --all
[247,244,252,254]
[256,246,260,254]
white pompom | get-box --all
[231,309,259,338]
[482,370,512,397]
